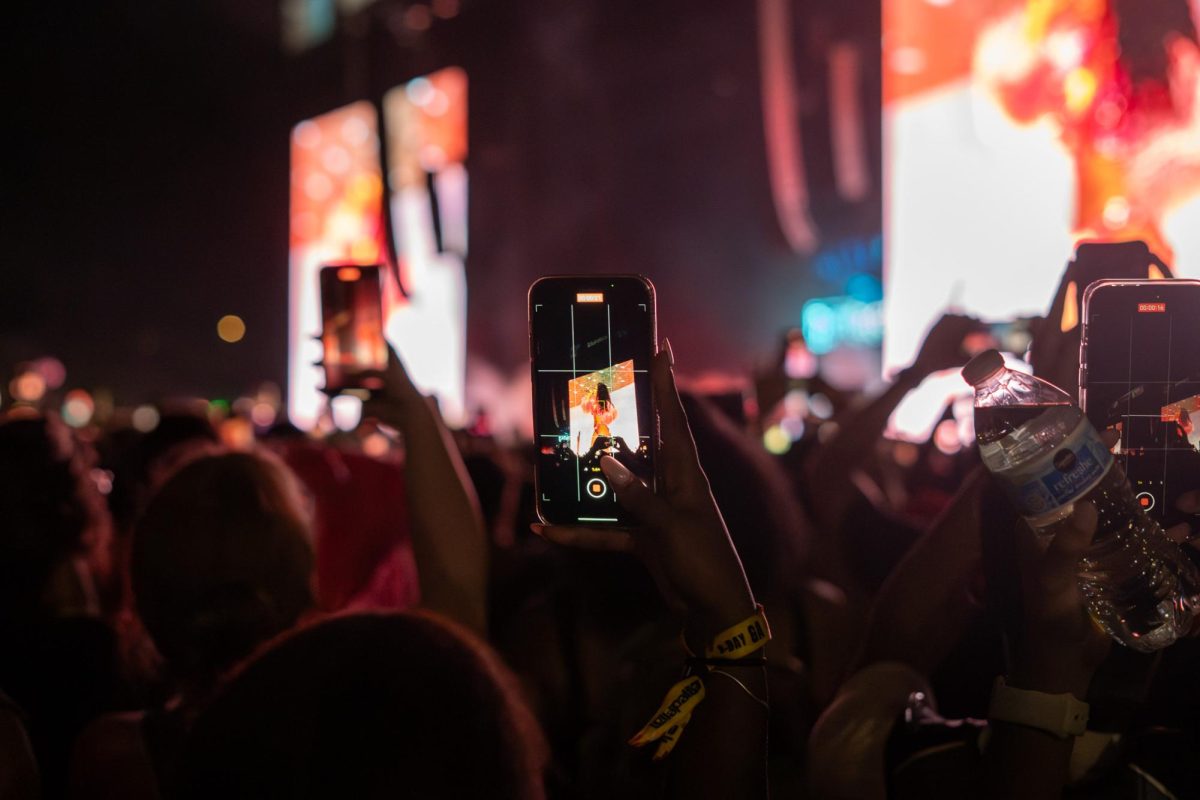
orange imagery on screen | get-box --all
[568,361,635,408]
[581,383,618,448]
[289,67,470,429]
[567,361,638,456]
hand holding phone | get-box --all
[532,336,765,795]
[528,276,657,526]
[962,318,1036,359]
[533,344,758,638]
[909,313,980,376]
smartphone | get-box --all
[988,318,1035,357]
[318,264,388,396]
[963,318,1036,359]
[1080,280,1200,531]
[529,276,657,526]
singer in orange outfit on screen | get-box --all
[581,383,618,450]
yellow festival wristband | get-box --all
[703,605,772,661]
[628,676,706,760]
[630,606,771,760]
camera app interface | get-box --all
[531,280,655,525]
[1087,288,1200,522]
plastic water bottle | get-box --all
[963,349,1199,652]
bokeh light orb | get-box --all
[61,389,95,428]
[11,371,46,403]
[250,402,277,428]
[763,425,792,455]
[362,432,390,457]
[217,315,246,343]
[131,404,161,433]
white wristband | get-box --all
[988,676,1089,738]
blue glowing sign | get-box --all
[801,295,883,355]
[813,234,882,286]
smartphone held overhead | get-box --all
[318,264,388,397]
[529,276,657,526]
[1080,280,1200,531]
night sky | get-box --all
[4,0,879,409]
[7,3,313,403]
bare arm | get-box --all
[804,469,986,800]
[667,658,768,800]
[804,370,926,531]
[977,504,1108,800]
[363,348,489,637]
[804,314,978,532]
[852,466,987,675]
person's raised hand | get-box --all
[911,313,980,377]
[361,343,489,635]
[533,341,757,642]
[359,345,423,428]
[1011,502,1110,695]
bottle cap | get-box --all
[962,350,1005,386]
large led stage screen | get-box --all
[288,68,468,430]
[884,0,1200,437]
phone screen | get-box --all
[529,276,657,526]
[319,265,387,396]
[1082,281,1200,529]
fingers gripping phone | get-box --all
[1080,279,1200,532]
[529,276,657,526]
[318,265,388,396]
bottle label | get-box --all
[1008,419,1114,518]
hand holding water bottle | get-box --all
[964,350,1200,652]
[1012,502,1110,696]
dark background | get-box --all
[3,0,880,407]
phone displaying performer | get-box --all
[529,276,657,526]
[318,264,387,396]
[1081,280,1200,531]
